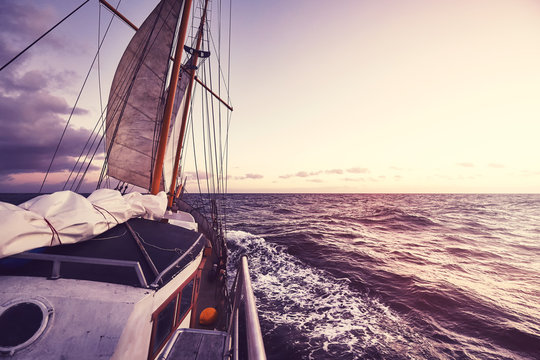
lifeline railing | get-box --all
[226,256,266,360]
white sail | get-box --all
[105,0,187,191]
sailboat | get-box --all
[0,0,265,359]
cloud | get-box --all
[235,173,264,180]
[307,179,323,183]
[279,168,372,181]
[0,90,95,176]
[488,163,504,169]
[457,162,474,168]
[184,171,210,180]
[295,171,309,178]
[279,170,324,179]
[0,171,99,193]
[279,171,300,179]
[0,68,79,94]
[0,2,62,68]
[343,177,365,182]
[183,171,263,182]
[0,3,98,191]
[303,171,322,177]
[347,167,369,174]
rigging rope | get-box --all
[41,0,123,192]
[0,0,90,73]
[97,3,107,190]
[204,23,221,197]
[178,0,233,233]
[63,0,121,191]
[65,111,105,191]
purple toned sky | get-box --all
[1,0,539,193]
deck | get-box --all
[193,245,228,331]
[159,329,228,360]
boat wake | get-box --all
[227,230,435,360]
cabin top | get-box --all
[0,218,206,288]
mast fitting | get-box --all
[184,46,210,58]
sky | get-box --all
[0,0,539,193]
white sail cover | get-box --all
[0,189,167,259]
[105,0,188,191]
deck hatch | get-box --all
[0,299,52,355]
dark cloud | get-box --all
[0,89,95,175]
[0,1,60,67]
[0,175,98,194]
[0,2,98,190]
[325,169,343,175]
[0,70,49,93]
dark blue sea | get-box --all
[223,194,540,360]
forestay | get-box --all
[105,0,189,191]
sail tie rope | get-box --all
[43,218,62,246]
[92,204,120,229]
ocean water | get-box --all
[223,194,540,360]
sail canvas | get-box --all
[105,0,187,191]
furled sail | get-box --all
[105,0,188,191]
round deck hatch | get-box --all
[0,299,52,354]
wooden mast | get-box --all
[150,0,194,195]
[167,0,211,207]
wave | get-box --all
[226,230,436,359]
[223,193,540,360]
